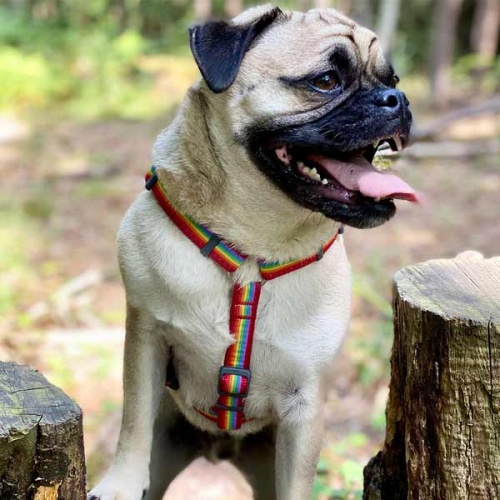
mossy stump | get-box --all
[364,253,500,499]
[0,361,86,499]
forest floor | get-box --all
[1,80,499,497]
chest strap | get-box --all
[145,166,342,430]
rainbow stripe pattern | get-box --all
[259,232,338,280]
[146,167,245,272]
[216,282,262,430]
[145,166,342,430]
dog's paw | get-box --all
[88,470,148,500]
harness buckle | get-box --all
[215,402,245,412]
[200,234,222,257]
[145,171,158,191]
[218,366,252,397]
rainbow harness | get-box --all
[145,166,342,431]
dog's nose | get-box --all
[374,89,409,111]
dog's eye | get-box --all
[392,74,400,88]
[309,71,339,92]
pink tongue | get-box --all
[309,154,419,203]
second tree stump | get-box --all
[364,253,500,499]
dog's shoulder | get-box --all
[117,191,228,316]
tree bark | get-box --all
[364,252,500,499]
[224,0,242,18]
[194,0,212,21]
[108,0,128,33]
[0,361,86,499]
[376,0,401,55]
[429,0,465,104]
[350,0,374,28]
[296,0,314,11]
[314,0,331,8]
[470,0,500,61]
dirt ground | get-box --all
[0,106,499,496]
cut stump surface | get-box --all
[0,361,86,500]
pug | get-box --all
[88,5,417,500]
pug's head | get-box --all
[189,5,418,230]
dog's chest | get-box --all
[119,196,351,421]
[160,251,350,424]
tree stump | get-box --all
[0,361,86,499]
[363,253,500,499]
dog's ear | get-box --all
[189,7,283,93]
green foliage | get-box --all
[354,319,393,386]
[312,433,372,498]
[394,0,434,73]
[351,255,394,386]
[452,54,500,95]
[314,458,364,499]
[0,6,195,119]
[1,0,498,117]
[370,407,386,432]
[0,47,60,108]
[0,206,42,328]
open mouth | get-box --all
[273,134,419,207]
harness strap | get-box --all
[259,231,338,280]
[216,282,261,429]
[145,168,245,273]
[145,166,342,431]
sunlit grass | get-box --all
[0,207,45,330]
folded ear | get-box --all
[189,7,283,93]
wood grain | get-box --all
[364,255,500,499]
[0,361,86,499]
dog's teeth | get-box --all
[393,135,403,151]
[373,140,379,148]
[374,197,381,202]
[300,165,324,182]
[321,178,328,185]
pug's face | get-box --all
[190,6,417,229]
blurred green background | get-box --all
[0,0,498,498]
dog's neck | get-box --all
[152,87,340,262]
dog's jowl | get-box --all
[88,5,417,500]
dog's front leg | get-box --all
[88,303,166,500]
[275,410,324,500]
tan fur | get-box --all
[89,6,392,500]
[152,6,387,261]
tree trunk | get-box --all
[0,361,86,499]
[376,0,401,55]
[470,0,500,61]
[224,0,242,18]
[194,0,212,21]
[334,0,352,16]
[429,0,465,104]
[364,252,500,499]
[314,0,331,8]
[296,0,314,11]
[350,0,374,29]
[108,0,128,33]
